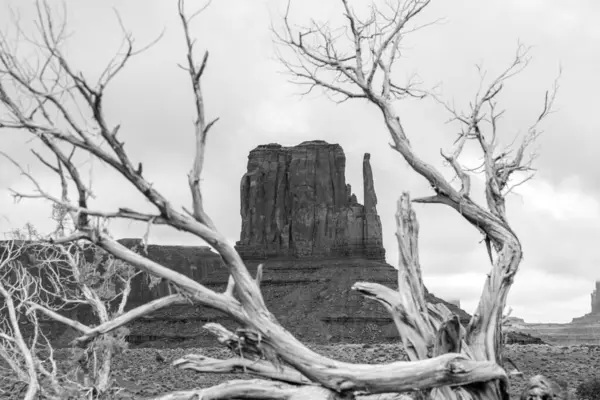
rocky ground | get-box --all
[2,343,597,399]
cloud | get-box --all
[515,176,600,221]
[507,176,600,281]
[424,272,485,305]
[507,270,592,323]
[243,99,311,139]
[424,266,594,323]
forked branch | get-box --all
[274,0,429,103]
[178,0,219,229]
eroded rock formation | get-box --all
[591,281,600,314]
[235,140,385,261]
[1,141,479,347]
[571,280,600,323]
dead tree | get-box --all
[274,0,560,398]
[0,239,80,400]
[0,0,557,399]
[20,238,140,396]
[0,240,42,400]
[0,231,182,399]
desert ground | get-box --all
[3,343,596,399]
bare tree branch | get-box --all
[178,0,218,229]
[0,243,41,400]
[275,2,560,399]
[148,379,339,400]
[173,353,313,385]
[72,293,187,347]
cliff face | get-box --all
[124,259,473,347]
[235,140,385,261]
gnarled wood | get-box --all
[354,193,502,399]
[173,353,313,385]
[274,1,558,397]
[148,379,343,400]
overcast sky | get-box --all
[1,0,598,323]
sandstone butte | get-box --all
[2,140,471,347]
[235,140,385,260]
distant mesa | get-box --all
[506,316,526,325]
[3,140,476,347]
[118,140,469,345]
[571,280,600,323]
[503,282,600,346]
[235,140,386,261]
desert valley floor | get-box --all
[2,343,597,399]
